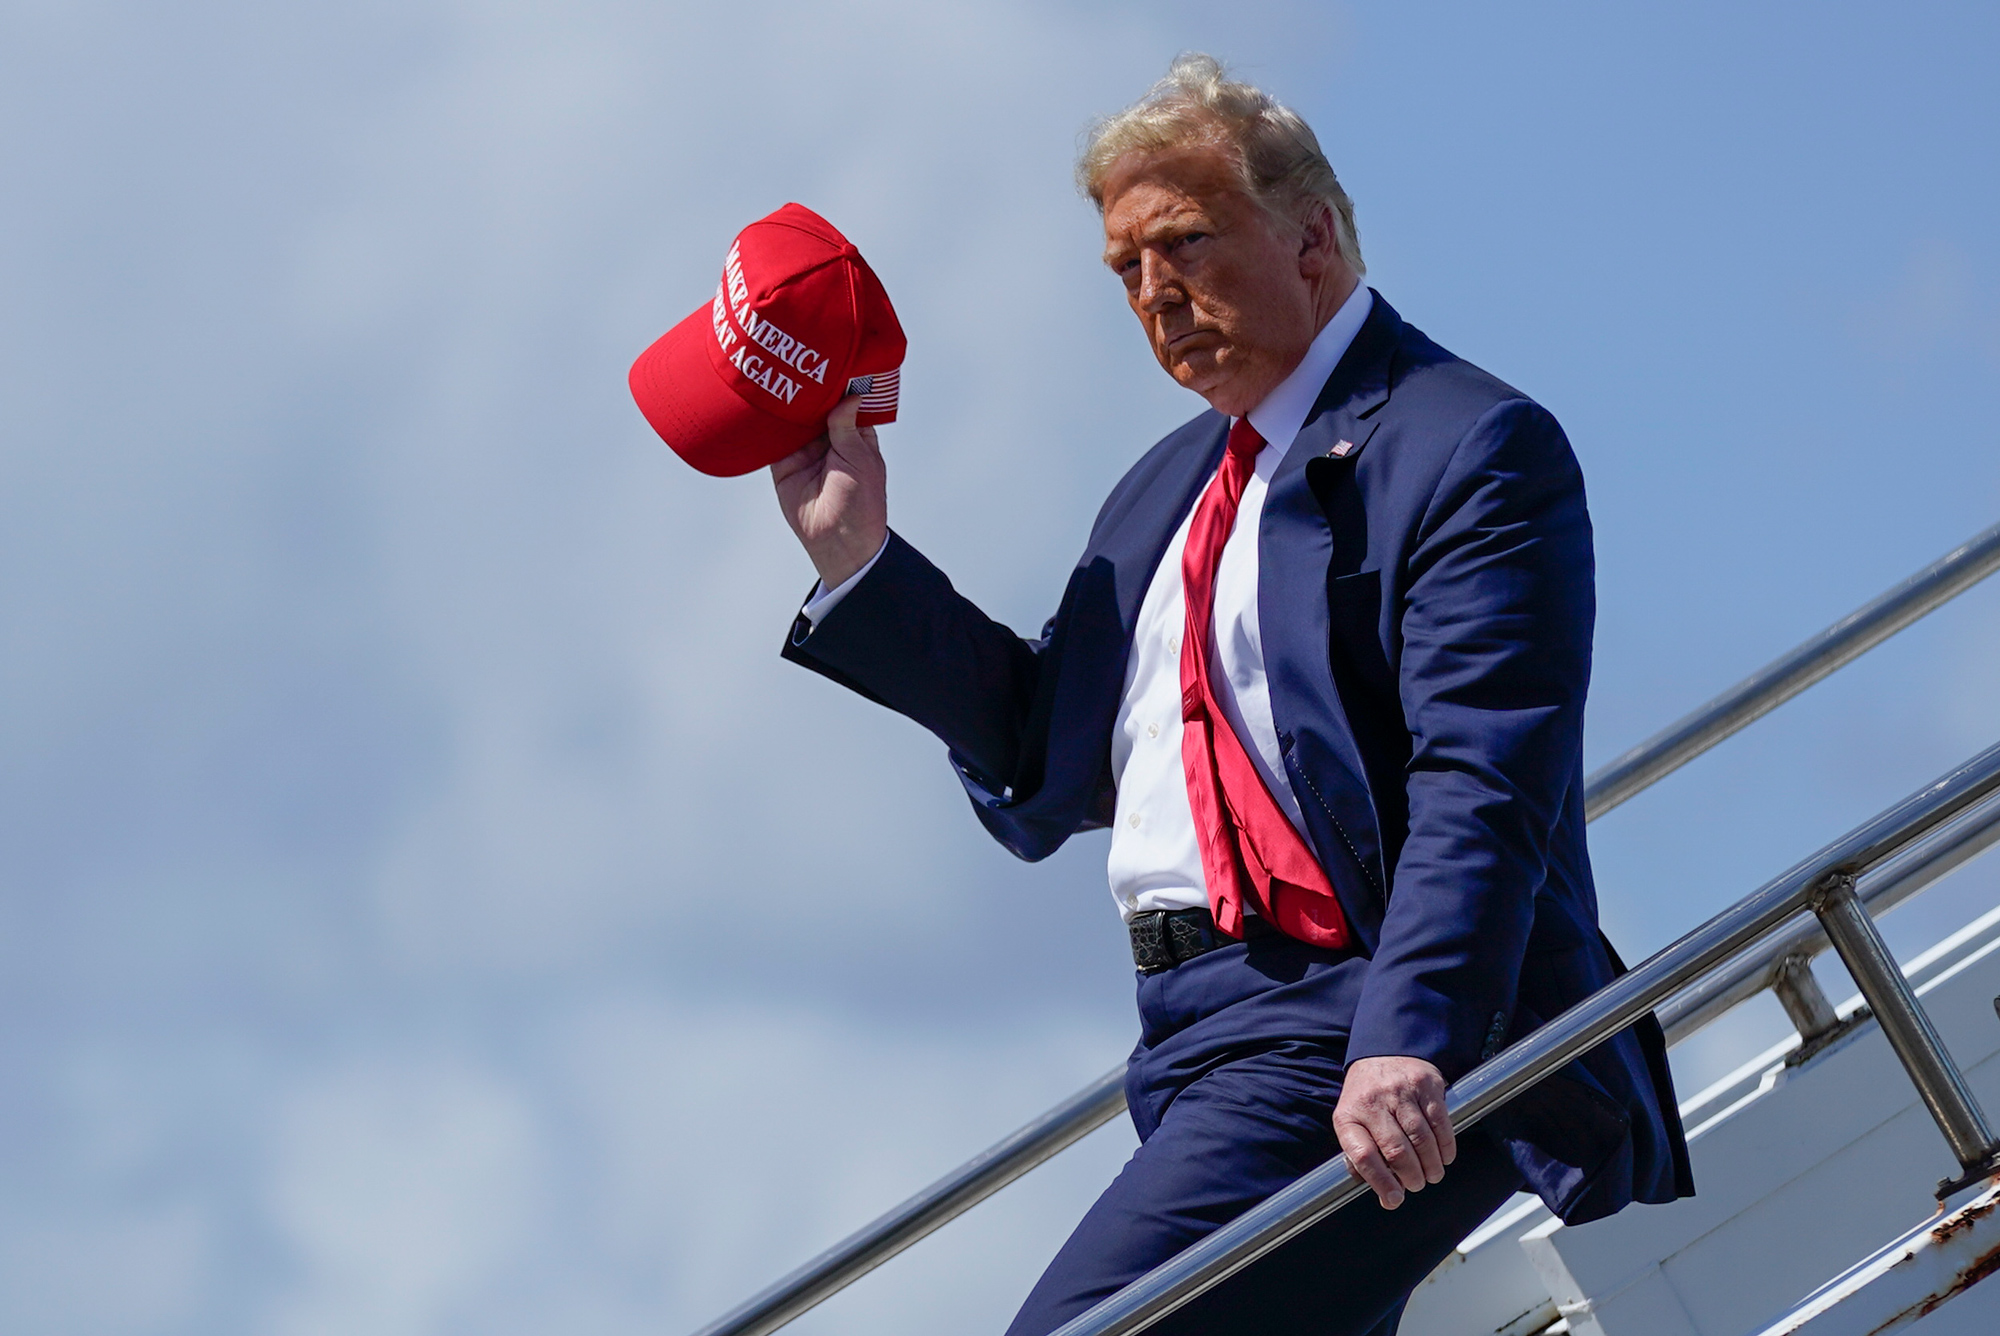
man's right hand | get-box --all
[1333,1055,1456,1211]
[771,394,888,590]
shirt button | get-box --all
[1128,813,1142,829]
[1168,636,1181,655]
[1146,722,1160,739]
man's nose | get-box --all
[1136,251,1182,313]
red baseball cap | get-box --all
[630,203,907,477]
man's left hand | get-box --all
[1333,1055,1456,1210]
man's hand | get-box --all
[771,395,888,590]
[1333,1056,1456,1210]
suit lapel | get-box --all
[1257,295,1401,908]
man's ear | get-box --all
[1296,202,1339,276]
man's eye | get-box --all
[1175,232,1208,250]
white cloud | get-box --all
[547,993,1133,1332]
[0,1204,213,1336]
[265,1058,543,1336]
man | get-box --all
[772,55,1691,1336]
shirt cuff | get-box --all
[799,535,889,630]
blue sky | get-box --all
[1,2,1997,1332]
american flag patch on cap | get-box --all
[846,368,901,422]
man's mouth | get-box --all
[1165,328,1222,354]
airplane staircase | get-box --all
[691,520,2000,1336]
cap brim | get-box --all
[629,307,823,478]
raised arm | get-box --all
[773,399,1047,791]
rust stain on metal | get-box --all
[1862,1234,2000,1336]
[1929,1190,1999,1244]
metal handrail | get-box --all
[1051,739,2000,1336]
[690,519,2000,1336]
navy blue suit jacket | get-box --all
[782,294,1692,1224]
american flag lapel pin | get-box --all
[1330,439,1356,458]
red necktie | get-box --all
[1179,419,1352,949]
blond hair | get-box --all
[1076,53,1364,274]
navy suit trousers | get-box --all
[1006,935,1525,1336]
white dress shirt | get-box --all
[805,282,1375,924]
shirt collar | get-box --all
[1242,281,1374,461]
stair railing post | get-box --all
[1810,873,2000,1196]
[1771,952,1842,1043]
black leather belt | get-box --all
[1129,907,1277,973]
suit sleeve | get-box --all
[1346,399,1595,1079]
[780,529,1048,795]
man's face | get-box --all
[1100,144,1321,417]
